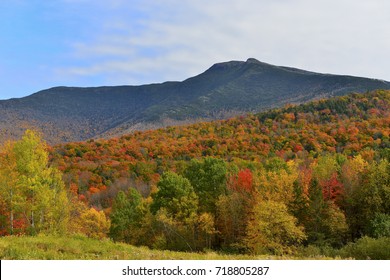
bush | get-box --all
[297,245,338,259]
[339,236,390,260]
[369,213,390,238]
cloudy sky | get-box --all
[1,0,389,99]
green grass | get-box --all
[2,235,388,260]
[0,235,269,260]
[0,235,333,260]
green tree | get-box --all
[288,180,309,226]
[151,171,198,222]
[306,178,327,242]
[184,157,227,213]
[109,188,143,243]
[369,213,390,238]
[348,159,390,237]
[305,178,348,246]
[151,172,199,251]
[340,155,367,230]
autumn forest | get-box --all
[1,90,390,259]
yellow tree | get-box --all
[257,162,298,205]
[1,130,70,235]
[78,208,110,239]
[245,199,306,255]
[0,142,20,234]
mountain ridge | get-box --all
[1,58,389,144]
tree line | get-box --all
[1,130,389,255]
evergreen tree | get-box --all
[289,180,309,226]
[184,157,227,213]
[109,188,143,243]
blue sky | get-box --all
[1,0,390,100]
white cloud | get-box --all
[58,0,390,85]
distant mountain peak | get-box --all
[206,58,273,74]
[208,60,243,70]
[245,58,261,64]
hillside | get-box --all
[1,90,389,257]
[47,90,389,255]
[1,58,390,144]
[51,90,390,197]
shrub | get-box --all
[339,236,390,260]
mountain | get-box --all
[1,58,390,144]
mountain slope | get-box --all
[1,58,389,144]
[50,90,390,201]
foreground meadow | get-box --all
[0,235,329,260]
[1,235,389,260]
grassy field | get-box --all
[2,235,388,260]
[0,235,332,260]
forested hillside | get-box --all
[1,58,389,145]
[1,90,389,258]
[52,90,389,199]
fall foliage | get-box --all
[1,90,390,256]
